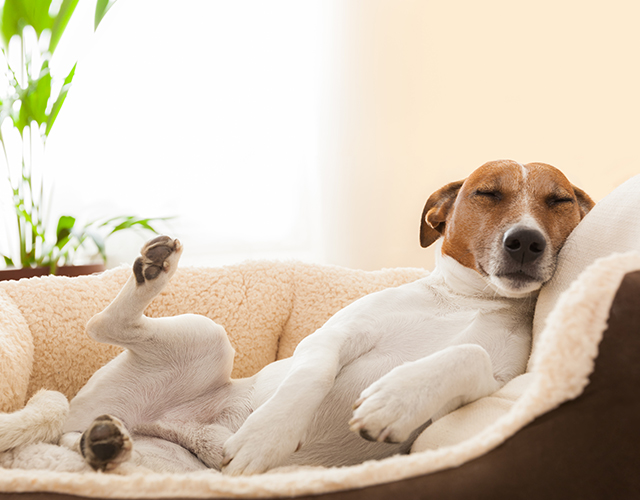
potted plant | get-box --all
[0,0,164,281]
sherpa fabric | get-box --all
[0,289,32,413]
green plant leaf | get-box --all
[45,62,75,136]
[48,0,79,54]
[1,0,54,47]
[106,216,167,235]
[1,0,129,271]
[94,0,116,30]
[2,254,15,267]
[55,214,75,246]
[14,64,52,133]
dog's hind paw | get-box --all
[133,236,182,286]
[80,415,132,471]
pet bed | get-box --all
[1,173,639,499]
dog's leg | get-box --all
[135,421,233,470]
[67,236,238,472]
[86,235,182,349]
[221,326,375,476]
[349,344,501,443]
[0,390,68,452]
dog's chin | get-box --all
[487,272,544,298]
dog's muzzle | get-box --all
[486,226,552,296]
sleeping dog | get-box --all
[60,160,593,475]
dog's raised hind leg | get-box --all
[86,236,182,348]
[66,236,239,473]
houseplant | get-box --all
[0,0,164,280]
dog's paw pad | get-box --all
[349,387,414,444]
[133,236,182,285]
[81,415,132,471]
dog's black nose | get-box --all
[503,227,547,265]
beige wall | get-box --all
[319,0,640,271]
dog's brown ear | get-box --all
[572,185,595,219]
[420,180,464,248]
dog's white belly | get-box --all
[245,348,422,467]
[282,352,421,466]
[248,280,526,467]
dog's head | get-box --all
[420,160,594,298]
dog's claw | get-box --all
[377,427,392,443]
[351,416,392,443]
[348,417,363,432]
[358,428,377,442]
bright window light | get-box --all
[37,0,322,267]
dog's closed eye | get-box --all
[473,189,503,202]
[546,195,575,207]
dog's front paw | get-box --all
[349,369,434,444]
[80,415,132,471]
[133,236,182,286]
[221,412,302,475]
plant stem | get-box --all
[20,134,27,265]
[19,36,27,265]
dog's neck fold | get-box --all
[434,249,490,296]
